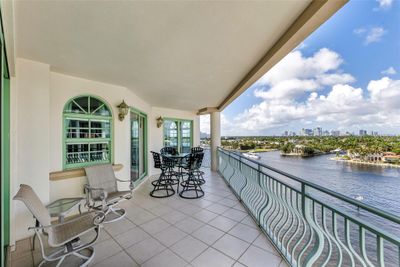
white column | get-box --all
[210,112,221,171]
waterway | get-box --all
[258,151,400,215]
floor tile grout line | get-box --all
[98,170,282,266]
[102,225,142,267]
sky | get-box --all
[200,0,400,136]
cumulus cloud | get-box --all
[376,0,393,9]
[221,48,400,135]
[354,27,386,45]
[381,67,397,75]
[200,114,210,134]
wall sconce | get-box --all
[117,100,129,121]
[156,116,164,128]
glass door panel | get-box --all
[131,111,146,183]
[180,121,192,153]
[164,121,178,150]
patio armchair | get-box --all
[13,184,104,267]
[84,164,133,223]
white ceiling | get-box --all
[16,0,311,111]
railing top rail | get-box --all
[218,147,400,225]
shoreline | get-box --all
[330,157,400,168]
[240,148,278,153]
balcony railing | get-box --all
[217,147,400,267]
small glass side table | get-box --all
[46,197,85,223]
[32,197,85,250]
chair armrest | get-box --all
[115,178,130,183]
[29,210,106,232]
[115,178,134,190]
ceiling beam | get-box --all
[217,0,348,111]
[197,107,219,115]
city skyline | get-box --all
[200,0,400,136]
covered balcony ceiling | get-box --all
[15,1,341,111]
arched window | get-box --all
[63,95,112,169]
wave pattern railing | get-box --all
[217,148,400,267]
[202,147,211,168]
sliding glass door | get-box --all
[130,109,147,186]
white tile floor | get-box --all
[11,169,287,267]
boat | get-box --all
[242,152,261,160]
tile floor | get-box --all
[10,169,288,267]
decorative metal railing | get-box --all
[217,147,400,267]
[201,147,211,168]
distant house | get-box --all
[383,152,400,163]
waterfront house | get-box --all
[1,1,399,267]
[383,153,400,164]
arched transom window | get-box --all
[63,95,112,169]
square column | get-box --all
[210,112,221,171]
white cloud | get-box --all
[381,67,397,75]
[221,48,400,135]
[354,28,366,35]
[376,0,393,9]
[254,48,354,102]
[354,26,387,45]
[200,114,210,134]
[365,27,386,44]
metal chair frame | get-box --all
[84,164,132,223]
[179,153,205,199]
[13,184,105,267]
[150,151,176,198]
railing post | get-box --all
[301,183,307,217]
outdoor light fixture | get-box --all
[156,116,164,128]
[117,100,129,121]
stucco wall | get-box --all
[11,58,200,242]
[13,59,50,242]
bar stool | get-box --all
[193,152,205,185]
[150,151,175,198]
[179,153,204,199]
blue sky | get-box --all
[201,0,400,136]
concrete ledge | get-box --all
[49,164,123,181]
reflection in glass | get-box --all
[131,112,146,183]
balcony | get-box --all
[10,167,286,267]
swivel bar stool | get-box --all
[179,153,204,199]
[150,151,175,198]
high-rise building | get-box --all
[313,127,322,136]
[300,128,312,136]
[359,129,367,136]
[371,131,378,136]
[331,130,340,136]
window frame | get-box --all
[62,95,114,170]
[163,117,193,154]
[130,107,148,187]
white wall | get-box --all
[11,58,200,242]
[13,59,50,241]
